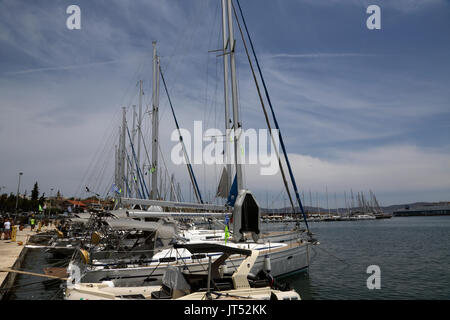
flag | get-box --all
[224,225,230,244]
[111,184,121,195]
[224,215,230,244]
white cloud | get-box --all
[239,144,450,205]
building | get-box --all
[393,203,450,217]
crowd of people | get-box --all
[0,217,12,240]
[0,214,49,240]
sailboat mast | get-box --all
[137,81,143,197]
[309,190,312,215]
[114,144,119,191]
[326,185,330,215]
[131,105,137,197]
[151,42,160,200]
[120,107,127,201]
[221,0,232,193]
[226,0,244,192]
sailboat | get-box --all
[65,243,301,300]
[65,0,317,291]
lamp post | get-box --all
[15,172,23,213]
[50,188,54,217]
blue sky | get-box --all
[0,0,449,207]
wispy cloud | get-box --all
[267,53,380,59]
[0,0,449,205]
[3,60,123,75]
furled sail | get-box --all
[216,167,229,198]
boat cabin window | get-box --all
[191,254,206,260]
[159,257,176,263]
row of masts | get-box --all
[262,189,384,216]
[113,0,245,208]
[114,42,161,205]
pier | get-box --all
[0,225,52,300]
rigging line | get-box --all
[75,120,114,198]
[125,150,142,199]
[92,139,116,195]
[78,65,146,199]
[126,125,149,199]
[313,244,351,267]
[159,64,204,204]
[78,57,146,198]
[76,109,121,199]
[234,0,310,234]
[158,143,179,203]
[231,2,296,216]
[200,1,221,201]
[136,117,159,199]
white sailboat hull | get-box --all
[67,241,309,287]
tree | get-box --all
[31,182,39,202]
[31,182,39,212]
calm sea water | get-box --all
[279,216,450,300]
[8,216,450,300]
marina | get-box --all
[1,0,449,304]
[3,216,450,300]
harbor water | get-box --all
[7,216,450,300]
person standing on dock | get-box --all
[3,218,11,240]
[30,215,35,231]
[0,217,4,239]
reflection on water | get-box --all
[265,216,450,300]
[8,249,68,300]
[9,216,450,299]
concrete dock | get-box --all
[0,225,52,299]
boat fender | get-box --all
[91,231,101,245]
[80,249,90,264]
[264,255,271,273]
[219,264,229,277]
[101,281,115,288]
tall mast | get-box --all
[137,81,143,198]
[351,188,355,214]
[120,107,127,200]
[226,0,244,192]
[326,185,330,215]
[316,191,319,214]
[221,0,232,194]
[309,190,312,214]
[151,42,160,200]
[114,144,119,191]
[344,190,349,216]
[131,105,137,197]
[334,192,339,215]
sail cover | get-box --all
[216,167,229,198]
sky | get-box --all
[0,0,449,208]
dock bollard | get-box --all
[11,226,17,242]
